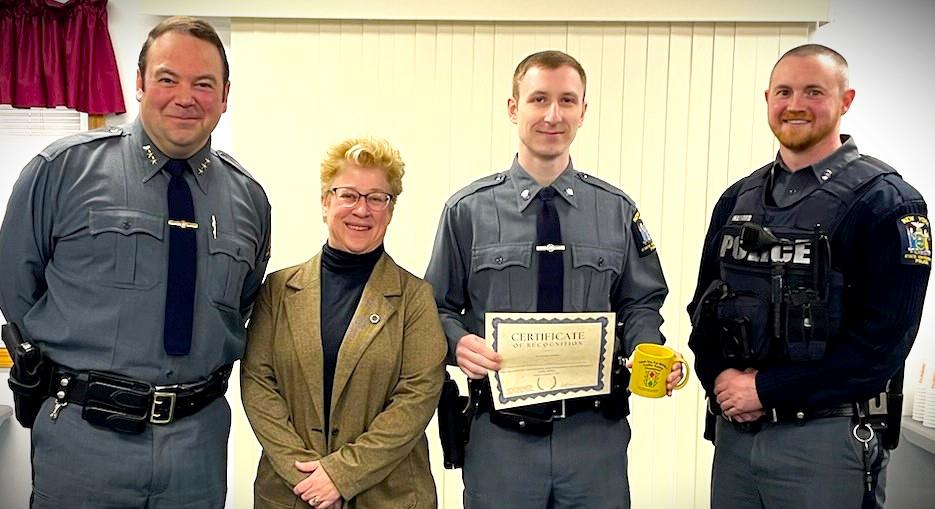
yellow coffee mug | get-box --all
[628,343,690,398]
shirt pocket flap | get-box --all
[208,235,256,269]
[89,208,164,240]
[572,244,624,274]
[472,243,532,271]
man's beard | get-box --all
[771,116,836,153]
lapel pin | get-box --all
[369,313,380,324]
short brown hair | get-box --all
[138,16,229,84]
[512,50,587,99]
[772,44,849,91]
[320,137,406,200]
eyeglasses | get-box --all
[330,187,395,211]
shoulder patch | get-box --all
[446,173,508,206]
[631,210,657,257]
[39,126,125,161]
[898,214,931,266]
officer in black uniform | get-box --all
[687,44,930,509]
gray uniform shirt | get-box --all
[425,157,668,363]
[769,135,861,207]
[0,119,271,384]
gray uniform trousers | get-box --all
[463,409,631,509]
[30,397,230,509]
[712,415,888,509]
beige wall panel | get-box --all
[490,24,515,167]
[625,22,670,504]
[596,26,626,185]
[231,19,809,509]
[683,23,717,505]
[566,24,604,175]
[727,25,759,184]
[620,25,649,200]
[685,23,717,505]
[143,0,831,23]
[704,24,737,222]
[659,23,697,508]
[751,25,783,168]
[470,24,496,179]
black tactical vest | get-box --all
[705,156,894,363]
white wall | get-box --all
[814,0,935,407]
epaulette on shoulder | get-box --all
[857,154,899,176]
[214,149,262,186]
[39,126,125,161]
[575,171,634,204]
[446,172,509,207]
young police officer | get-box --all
[426,50,681,508]
[688,44,930,508]
[0,17,271,508]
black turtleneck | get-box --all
[320,243,383,431]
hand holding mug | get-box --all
[628,343,690,398]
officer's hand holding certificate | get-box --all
[485,312,615,409]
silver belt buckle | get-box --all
[150,391,177,424]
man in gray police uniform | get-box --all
[425,50,680,508]
[688,44,930,508]
[0,17,271,508]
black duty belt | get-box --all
[473,380,607,435]
[708,397,855,432]
[47,364,232,434]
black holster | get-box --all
[866,368,904,450]
[2,323,51,428]
[437,372,473,469]
[600,354,630,420]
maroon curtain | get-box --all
[0,0,125,114]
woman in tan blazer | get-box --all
[242,137,446,509]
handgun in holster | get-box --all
[438,371,476,469]
[598,353,630,420]
[865,367,904,450]
[2,323,52,428]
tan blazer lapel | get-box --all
[330,254,402,414]
[284,254,327,422]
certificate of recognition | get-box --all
[485,312,615,410]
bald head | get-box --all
[771,44,849,92]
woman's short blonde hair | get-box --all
[320,137,405,200]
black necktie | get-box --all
[536,187,563,312]
[164,159,196,356]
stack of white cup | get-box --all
[912,363,928,422]
[925,386,935,428]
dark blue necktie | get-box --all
[164,159,196,356]
[536,187,564,312]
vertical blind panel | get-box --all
[230,20,809,508]
[0,106,84,136]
